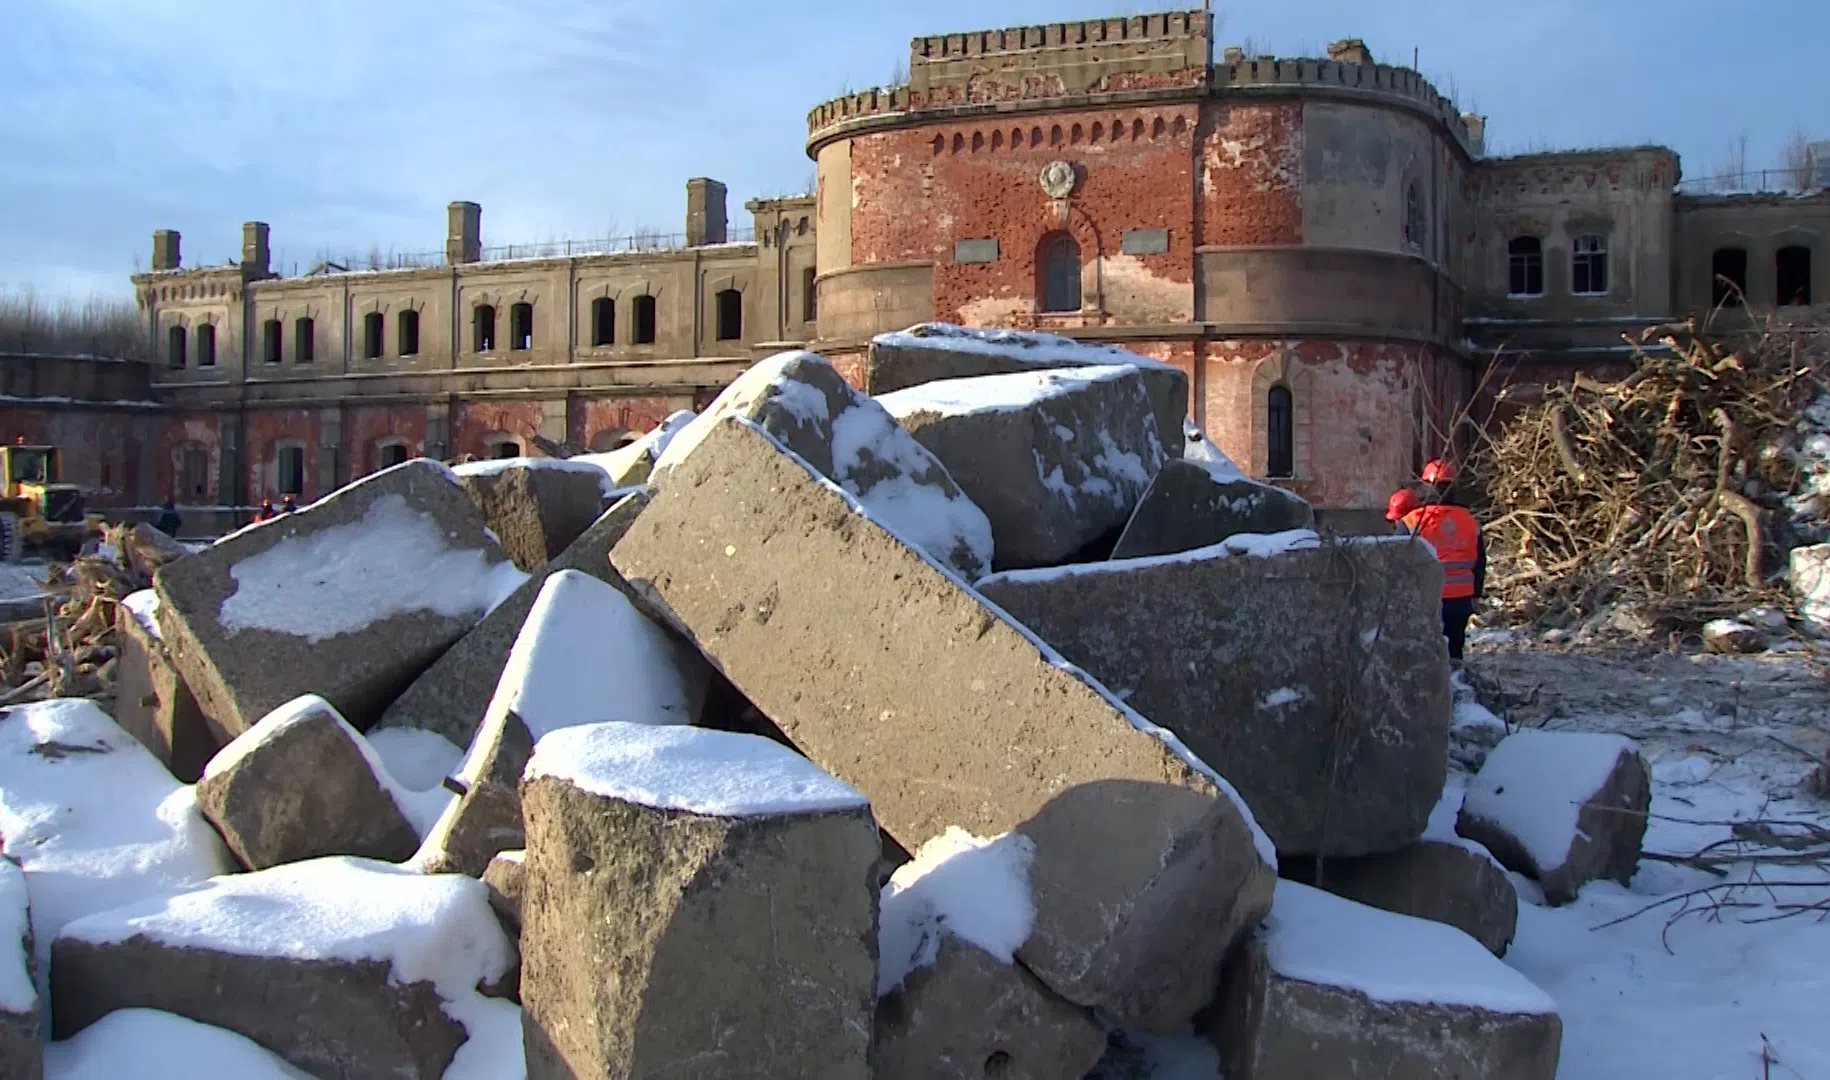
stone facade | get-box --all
[21,10,1816,525]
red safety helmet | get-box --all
[1420,458,1457,484]
[1385,488,1421,523]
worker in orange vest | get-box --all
[1396,459,1486,665]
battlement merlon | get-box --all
[909,10,1211,95]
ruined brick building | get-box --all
[8,9,1825,528]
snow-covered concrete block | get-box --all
[452,455,615,572]
[482,850,523,932]
[413,569,699,877]
[51,856,516,1079]
[1109,457,1315,560]
[153,460,527,736]
[978,532,1450,857]
[1702,618,1765,653]
[1208,882,1562,1080]
[44,1008,309,1079]
[879,364,1166,569]
[867,323,1188,459]
[1457,729,1650,905]
[519,723,879,1078]
[0,700,232,983]
[872,829,1105,1080]
[571,409,694,488]
[197,695,421,871]
[112,591,221,782]
[653,350,994,580]
[612,416,1275,1031]
[0,858,38,1080]
[1791,543,1830,634]
[375,489,688,748]
[1289,839,1518,957]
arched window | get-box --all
[1776,245,1811,306]
[591,297,615,346]
[1507,236,1544,297]
[509,302,534,350]
[363,312,384,359]
[473,304,497,352]
[294,316,315,363]
[276,443,306,497]
[1571,234,1609,296]
[1711,247,1748,308]
[377,441,410,470]
[715,288,743,341]
[1038,232,1082,313]
[632,295,657,344]
[262,319,282,364]
[1266,384,1294,479]
[398,310,420,356]
[1402,182,1424,252]
[196,323,216,367]
[166,324,187,369]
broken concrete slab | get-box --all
[153,460,527,737]
[412,569,700,878]
[482,850,523,931]
[0,858,39,1080]
[519,722,879,1078]
[51,855,517,1080]
[374,490,674,749]
[1109,457,1315,560]
[1701,618,1765,654]
[872,935,1106,1080]
[1207,881,1562,1080]
[612,416,1276,1031]
[977,532,1451,858]
[197,694,421,871]
[878,364,1166,570]
[1287,839,1519,957]
[451,456,616,572]
[1457,730,1651,905]
[654,350,994,580]
[113,591,221,781]
[867,323,1188,459]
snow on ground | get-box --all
[0,562,50,602]
[1461,729,1640,871]
[1263,879,1556,1013]
[487,570,696,739]
[525,722,868,820]
[121,588,161,639]
[58,855,518,1068]
[45,1009,312,1079]
[0,857,32,1015]
[876,826,1037,997]
[872,322,1181,372]
[217,492,528,643]
[0,700,231,995]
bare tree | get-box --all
[1712,132,1750,190]
[1779,128,1813,191]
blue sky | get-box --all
[1,0,1822,298]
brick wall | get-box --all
[450,400,548,460]
[0,406,161,507]
[1196,101,1303,246]
[570,396,676,452]
[245,408,319,503]
[343,404,429,478]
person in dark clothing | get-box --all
[254,499,276,523]
[280,494,298,514]
[154,499,182,537]
[1401,459,1486,665]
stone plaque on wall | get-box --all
[1122,228,1170,256]
[954,238,999,264]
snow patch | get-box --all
[58,855,515,1005]
[441,994,526,1080]
[875,363,1143,418]
[980,528,1322,589]
[217,493,528,643]
[525,722,868,819]
[1258,686,1305,710]
[1182,421,1249,482]
[1263,880,1558,1014]
[876,827,1036,997]
[0,858,32,1015]
[1462,729,1639,870]
[0,700,232,992]
[872,322,1179,372]
[651,351,829,478]
[121,589,163,640]
[451,453,627,501]
[44,1009,313,1079]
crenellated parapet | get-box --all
[1213,56,1475,151]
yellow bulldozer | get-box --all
[0,440,105,562]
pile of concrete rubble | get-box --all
[1,325,1656,1078]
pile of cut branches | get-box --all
[1,522,190,703]
[1471,317,1827,632]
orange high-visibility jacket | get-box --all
[1403,504,1482,600]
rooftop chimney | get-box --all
[1222,46,1244,63]
[1461,113,1487,157]
[241,222,271,277]
[686,178,728,247]
[1325,38,1374,65]
[446,201,481,265]
[152,229,181,272]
